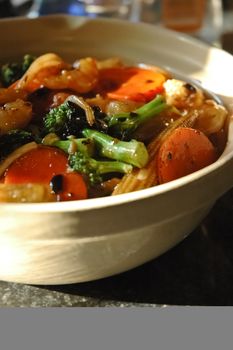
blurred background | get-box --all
[0,0,232,52]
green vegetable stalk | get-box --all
[69,152,133,185]
[82,128,149,168]
[105,94,168,138]
[52,137,95,157]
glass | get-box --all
[28,0,86,17]
[160,0,223,46]
[27,0,139,20]
[197,0,224,46]
[80,0,134,19]
[161,0,206,33]
[140,0,221,47]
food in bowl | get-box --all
[0,15,232,285]
[0,52,229,203]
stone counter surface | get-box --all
[0,1,233,308]
[1,187,233,307]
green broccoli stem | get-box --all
[84,158,132,175]
[69,152,133,185]
[133,94,167,121]
[106,94,168,136]
[52,138,95,157]
[82,129,149,168]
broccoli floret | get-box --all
[21,54,36,72]
[43,101,79,136]
[43,101,108,139]
[82,128,148,168]
[1,62,21,87]
[52,135,134,185]
[69,152,133,185]
[105,95,168,139]
[0,130,34,162]
[0,54,36,87]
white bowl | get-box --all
[0,15,232,285]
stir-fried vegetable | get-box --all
[82,129,149,168]
[98,66,166,102]
[43,100,90,137]
[156,127,217,183]
[4,146,68,185]
[3,145,88,201]
[50,172,88,201]
[0,129,34,162]
[51,137,95,157]
[0,52,229,202]
[0,54,36,87]
[69,151,133,185]
[106,94,168,139]
[43,99,107,138]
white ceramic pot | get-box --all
[0,15,232,284]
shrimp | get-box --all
[43,57,99,94]
[16,54,98,94]
[164,79,228,135]
[164,79,204,110]
[15,53,71,92]
[194,99,228,135]
[0,87,28,105]
[0,99,32,135]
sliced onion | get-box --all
[66,95,95,126]
[0,142,38,177]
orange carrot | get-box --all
[4,146,68,185]
[98,67,166,102]
[4,146,88,201]
[156,127,217,184]
[56,172,88,201]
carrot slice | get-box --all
[4,146,68,185]
[156,127,217,184]
[4,146,88,201]
[55,172,88,201]
[98,67,166,102]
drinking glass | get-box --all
[160,0,223,46]
[198,0,224,46]
[27,0,139,21]
[80,0,134,19]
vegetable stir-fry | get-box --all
[0,53,229,202]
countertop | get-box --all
[0,0,233,307]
